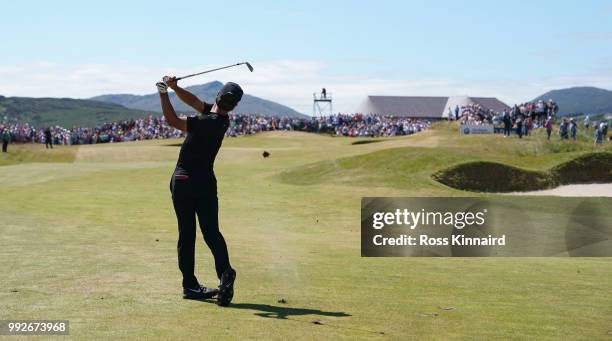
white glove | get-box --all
[156,81,168,94]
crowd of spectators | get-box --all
[0,116,182,146]
[514,100,559,119]
[494,101,562,138]
[449,99,559,127]
[227,114,429,137]
[446,98,608,144]
[451,104,495,125]
[1,113,431,146]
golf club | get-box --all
[174,62,254,81]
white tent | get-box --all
[355,95,509,119]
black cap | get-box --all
[216,82,243,111]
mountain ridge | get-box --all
[531,86,612,116]
[0,95,150,127]
[91,81,305,117]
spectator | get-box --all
[584,115,590,130]
[2,128,9,152]
[559,118,569,139]
[503,110,512,137]
[44,127,53,149]
[525,116,533,136]
[535,100,546,117]
[569,118,577,140]
[544,116,553,140]
[516,114,524,139]
[547,99,558,117]
[594,124,604,145]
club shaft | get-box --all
[175,63,246,81]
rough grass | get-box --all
[432,161,553,192]
[1,126,612,339]
[552,152,612,185]
[0,143,78,166]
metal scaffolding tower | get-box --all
[313,88,332,116]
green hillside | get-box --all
[0,95,152,127]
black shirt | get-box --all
[174,103,229,183]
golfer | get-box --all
[156,76,241,306]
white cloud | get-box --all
[1,60,611,114]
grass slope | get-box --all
[1,125,611,339]
[0,143,77,166]
[280,123,612,193]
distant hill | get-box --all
[0,96,150,127]
[91,81,305,118]
[532,87,612,116]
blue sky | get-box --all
[2,0,612,113]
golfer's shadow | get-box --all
[232,303,351,319]
[200,300,351,320]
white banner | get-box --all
[460,124,494,135]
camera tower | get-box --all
[313,88,332,116]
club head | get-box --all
[245,62,254,72]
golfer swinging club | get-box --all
[156,76,241,306]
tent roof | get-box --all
[355,95,510,118]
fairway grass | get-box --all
[1,125,611,339]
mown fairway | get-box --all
[1,124,611,340]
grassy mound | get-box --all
[432,161,552,192]
[433,152,612,192]
[552,152,612,184]
[0,144,77,166]
[279,146,467,193]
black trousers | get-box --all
[504,123,511,136]
[2,141,7,152]
[170,174,231,288]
